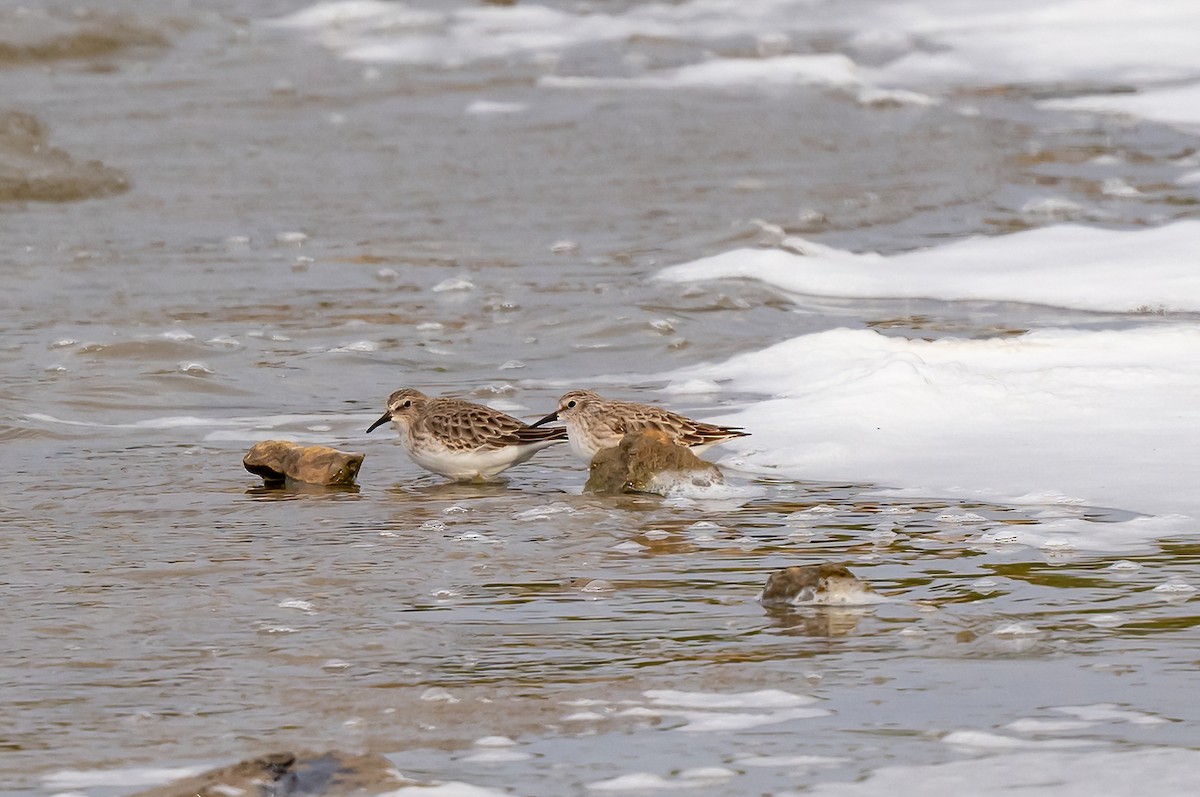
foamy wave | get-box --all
[668,322,1200,529]
[1042,82,1200,132]
[618,687,830,732]
[380,780,515,797]
[656,222,1200,313]
[28,412,369,447]
[802,748,1200,797]
[269,0,1200,132]
[43,766,206,789]
[540,54,860,91]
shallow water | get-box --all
[3,2,1200,795]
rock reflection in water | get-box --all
[766,605,876,637]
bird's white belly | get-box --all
[566,431,598,463]
[404,434,547,480]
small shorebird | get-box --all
[366,388,567,481]
[530,389,748,462]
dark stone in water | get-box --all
[125,750,411,797]
[243,440,364,486]
[584,429,724,496]
[759,563,879,607]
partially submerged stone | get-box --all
[243,440,364,486]
[126,750,411,797]
[584,429,724,496]
[759,563,881,607]
[0,110,129,202]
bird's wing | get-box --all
[421,402,525,450]
[677,420,750,447]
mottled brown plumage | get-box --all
[367,388,566,480]
[530,389,748,462]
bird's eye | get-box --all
[401,400,412,409]
[566,400,577,409]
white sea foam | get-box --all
[1004,718,1095,733]
[664,707,830,733]
[645,689,816,709]
[541,53,860,91]
[513,503,578,521]
[465,100,527,115]
[460,749,532,763]
[587,767,734,791]
[43,766,207,789]
[1020,196,1088,222]
[432,277,475,292]
[660,227,1200,533]
[656,223,1200,313]
[856,86,937,107]
[587,772,690,791]
[652,473,758,502]
[1054,703,1167,725]
[473,735,517,747]
[863,2,1200,89]
[380,782,512,797]
[1152,580,1197,595]
[803,748,1200,797]
[1042,82,1200,132]
[28,411,364,433]
[420,687,459,703]
[737,754,847,768]
[270,0,1200,134]
[622,689,828,733]
[943,730,1095,750]
[177,361,213,374]
[563,710,606,721]
[329,340,381,353]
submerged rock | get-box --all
[243,440,364,486]
[584,430,724,496]
[759,563,880,607]
[0,7,167,64]
[126,750,410,797]
[0,110,129,202]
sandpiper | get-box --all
[530,389,749,462]
[366,388,568,481]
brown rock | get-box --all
[243,440,364,486]
[759,563,880,607]
[0,110,129,202]
[584,429,724,496]
[125,750,411,797]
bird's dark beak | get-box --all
[528,410,558,429]
[366,411,392,433]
